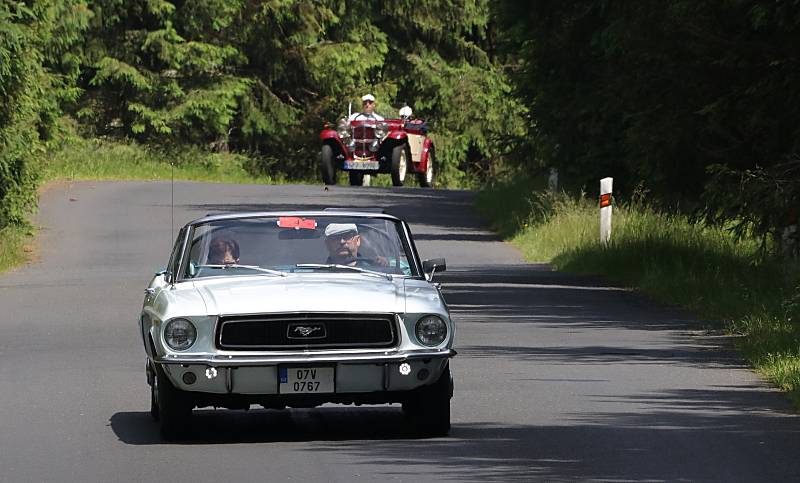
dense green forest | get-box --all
[2,0,799,253]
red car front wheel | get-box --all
[391,144,409,187]
[321,145,337,185]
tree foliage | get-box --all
[73,0,522,183]
[497,0,800,223]
[0,0,89,228]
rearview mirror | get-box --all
[278,229,321,240]
[422,258,446,280]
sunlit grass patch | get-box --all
[0,225,33,273]
[38,137,283,184]
[478,174,800,408]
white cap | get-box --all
[361,94,375,102]
[324,223,358,238]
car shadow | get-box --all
[110,406,430,445]
[110,384,800,482]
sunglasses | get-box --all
[362,100,374,104]
[326,231,359,241]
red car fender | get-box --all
[417,137,434,172]
[386,131,407,141]
[319,129,347,154]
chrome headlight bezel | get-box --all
[337,118,350,139]
[415,315,448,347]
[164,318,197,351]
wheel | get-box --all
[320,144,337,185]
[154,363,193,440]
[417,145,435,188]
[349,172,364,186]
[402,362,452,436]
[390,144,409,187]
[148,363,159,421]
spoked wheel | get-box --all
[418,145,435,188]
[153,363,193,440]
[321,145,337,185]
[402,362,452,437]
[391,144,409,187]
[349,172,365,186]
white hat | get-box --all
[361,94,375,102]
[324,223,358,238]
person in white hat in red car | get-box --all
[348,93,385,122]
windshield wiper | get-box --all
[295,263,393,281]
[196,264,288,277]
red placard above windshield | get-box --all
[277,217,317,230]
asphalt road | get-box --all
[2,180,800,482]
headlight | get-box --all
[164,318,197,351]
[337,119,350,139]
[415,315,447,346]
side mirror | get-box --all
[422,258,446,280]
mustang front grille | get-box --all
[216,313,398,350]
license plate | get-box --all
[344,160,379,170]
[279,367,334,394]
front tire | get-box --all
[403,362,452,436]
[391,144,409,187]
[321,144,337,185]
[418,145,435,188]
[154,363,193,440]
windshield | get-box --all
[181,215,417,279]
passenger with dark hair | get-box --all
[208,237,239,265]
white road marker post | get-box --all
[548,167,559,192]
[600,177,613,245]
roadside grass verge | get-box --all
[0,225,34,273]
[38,137,283,184]
[478,175,800,407]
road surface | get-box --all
[1,181,799,482]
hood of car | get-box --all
[191,274,406,315]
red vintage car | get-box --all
[319,106,435,187]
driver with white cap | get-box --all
[324,223,388,267]
[348,94,385,122]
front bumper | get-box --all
[153,348,456,396]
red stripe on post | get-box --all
[599,193,612,208]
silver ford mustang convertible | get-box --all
[139,209,455,438]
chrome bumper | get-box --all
[153,348,456,366]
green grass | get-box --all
[0,225,34,273]
[38,137,283,184]
[478,174,800,407]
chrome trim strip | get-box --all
[154,348,456,366]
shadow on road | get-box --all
[179,185,487,237]
[110,386,800,481]
[110,406,422,445]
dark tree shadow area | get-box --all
[178,185,491,241]
[111,388,800,482]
